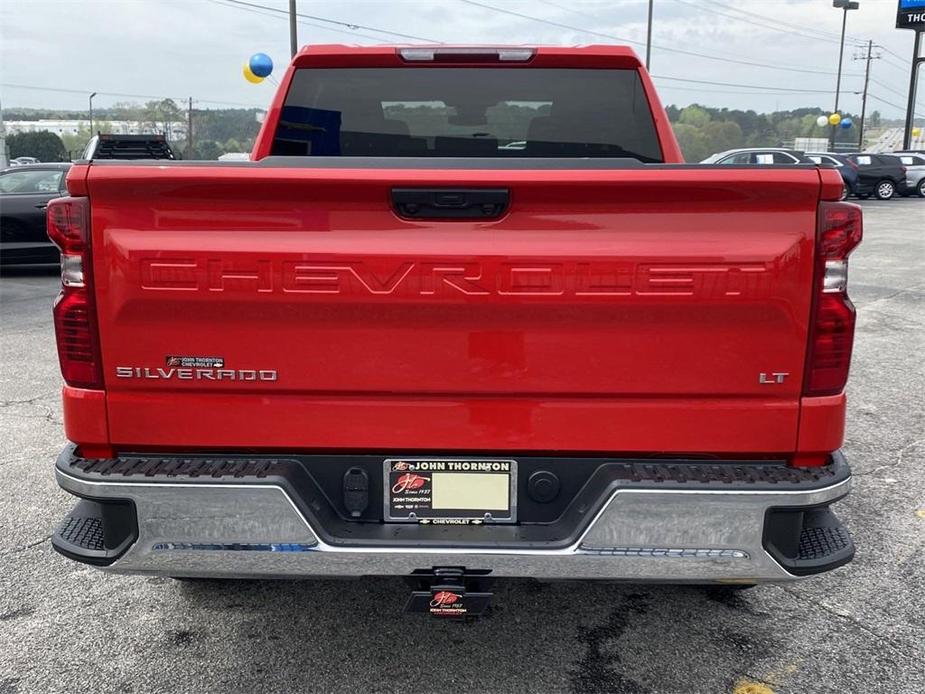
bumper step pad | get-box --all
[51,498,137,566]
[764,506,855,576]
[57,514,106,552]
[799,525,852,561]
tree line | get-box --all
[4,99,899,163]
[5,99,261,160]
[665,104,878,162]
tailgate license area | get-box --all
[384,459,516,524]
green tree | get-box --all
[7,131,68,162]
[194,140,222,160]
[142,99,184,139]
[60,122,113,159]
[672,123,710,162]
[702,120,744,156]
[678,105,711,128]
[223,137,242,153]
[869,110,881,128]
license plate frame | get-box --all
[383,458,517,524]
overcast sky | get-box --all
[0,0,921,118]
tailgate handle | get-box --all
[391,188,509,220]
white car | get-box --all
[9,157,40,167]
[896,152,925,197]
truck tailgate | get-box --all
[85,163,821,453]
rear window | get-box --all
[271,68,663,162]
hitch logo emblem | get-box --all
[430,591,461,608]
[391,473,428,494]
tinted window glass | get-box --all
[274,68,663,161]
[0,169,63,194]
[718,152,750,164]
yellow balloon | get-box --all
[828,113,841,126]
[243,63,264,84]
[913,127,922,138]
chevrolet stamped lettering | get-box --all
[140,258,773,298]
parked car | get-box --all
[9,156,41,167]
[0,163,70,265]
[805,152,856,199]
[843,153,906,200]
[47,45,858,609]
[701,148,815,165]
[895,152,925,197]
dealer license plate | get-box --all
[384,458,517,524]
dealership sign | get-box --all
[897,0,925,29]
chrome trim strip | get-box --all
[579,548,750,559]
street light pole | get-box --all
[830,1,859,151]
[89,92,97,137]
[645,0,654,70]
[289,0,298,58]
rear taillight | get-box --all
[804,202,862,396]
[47,197,102,389]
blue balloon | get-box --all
[249,53,273,78]
[840,117,853,129]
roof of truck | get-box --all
[291,44,643,68]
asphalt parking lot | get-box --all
[0,199,923,694]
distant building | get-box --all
[5,120,188,139]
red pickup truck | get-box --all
[49,45,859,615]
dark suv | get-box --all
[0,163,71,265]
[844,153,907,200]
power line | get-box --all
[203,0,393,43]
[674,0,865,49]
[652,75,844,94]
[866,93,908,112]
[869,78,908,101]
[219,0,437,42]
[539,0,862,77]
[658,85,843,96]
[0,83,263,109]
[458,0,865,78]
[698,0,867,47]
[878,44,913,64]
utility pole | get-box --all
[830,0,859,151]
[186,97,193,160]
[289,0,298,58]
[855,40,879,152]
[645,0,654,70]
[0,95,8,168]
[89,92,97,137]
[902,30,923,150]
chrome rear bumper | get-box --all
[53,448,854,583]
